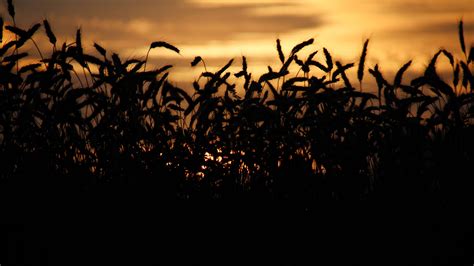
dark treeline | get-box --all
[1,1,474,265]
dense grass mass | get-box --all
[1,1,474,265]
[0,3,473,203]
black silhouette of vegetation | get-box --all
[1,14,473,201]
[1,1,473,265]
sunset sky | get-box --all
[1,0,473,86]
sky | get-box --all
[1,0,473,87]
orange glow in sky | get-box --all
[1,0,473,86]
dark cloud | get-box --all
[379,21,474,38]
[383,0,474,15]
[2,0,322,46]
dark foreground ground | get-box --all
[1,182,473,266]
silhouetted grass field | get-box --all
[1,1,474,265]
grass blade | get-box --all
[291,38,314,55]
[307,50,318,62]
[280,55,294,74]
[333,62,354,81]
[459,20,466,56]
[234,56,248,78]
[441,49,454,66]
[156,64,173,75]
[453,63,460,87]
[242,56,247,73]
[323,48,333,72]
[335,61,354,88]
[358,39,369,83]
[425,50,441,77]
[94,43,107,57]
[5,25,26,37]
[469,46,473,63]
[76,28,83,52]
[0,16,3,43]
[4,52,28,62]
[150,41,180,54]
[276,39,285,63]
[308,60,328,73]
[369,64,386,104]
[43,19,56,45]
[394,60,412,87]
[461,61,473,89]
[216,59,234,77]
[191,56,202,67]
[7,0,15,19]
[19,63,41,73]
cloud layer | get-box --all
[1,0,472,85]
[4,0,321,45]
